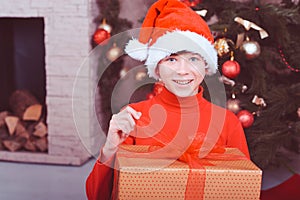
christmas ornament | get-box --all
[119,67,128,78]
[214,38,230,57]
[218,75,235,86]
[106,43,122,61]
[93,28,110,45]
[222,53,241,78]
[234,17,269,39]
[237,110,254,128]
[241,85,248,93]
[253,110,261,117]
[252,95,267,107]
[227,98,241,114]
[278,46,300,73]
[98,18,112,33]
[135,71,147,81]
[240,37,261,59]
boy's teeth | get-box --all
[174,80,192,85]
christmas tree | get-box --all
[93,0,300,170]
[189,0,300,169]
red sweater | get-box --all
[86,87,250,200]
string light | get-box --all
[278,46,300,73]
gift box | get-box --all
[113,145,262,200]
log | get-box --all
[15,121,30,139]
[33,122,48,138]
[0,126,9,140]
[0,111,9,127]
[9,90,42,121]
[4,116,19,135]
[26,121,38,135]
[3,140,22,151]
[24,139,37,152]
[23,104,42,121]
[34,137,48,152]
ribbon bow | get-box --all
[234,16,269,39]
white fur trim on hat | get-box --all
[125,30,218,80]
[124,38,148,61]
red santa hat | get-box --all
[125,0,218,80]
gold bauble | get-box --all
[106,44,122,61]
[135,71,147,81]
[119,67,128,78]
[214,38,230,57]
[226,98,241,114]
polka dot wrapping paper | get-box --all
[112,146,262,200]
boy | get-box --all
[86,0,249,199]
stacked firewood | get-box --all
[0,90,47,152]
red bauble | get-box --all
[93,28,110,45]
[237,110,254,128]
[190,2,197,7]
[222,60,241,78]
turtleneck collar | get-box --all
[154,86,207,113]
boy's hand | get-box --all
[101,106,141,162]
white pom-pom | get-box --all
[124,38,148,61]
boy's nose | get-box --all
[176,59,190,75]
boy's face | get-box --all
[156,52,207,97]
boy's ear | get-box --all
[155,66,160,78]
[205,68,209,74]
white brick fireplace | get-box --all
[0,0,100,165]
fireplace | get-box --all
[0,0,100,165]
[0,17,46,112]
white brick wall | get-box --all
[0,0,100,162]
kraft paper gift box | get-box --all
[113,145,262,200]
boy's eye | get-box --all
[165,57,177,62]
[189,56,201,62]
[189,56,200,62]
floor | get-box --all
[0,154,299,200]
[0,158,95,200]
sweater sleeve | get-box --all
[85,155,114,200]
[85,135,135,200]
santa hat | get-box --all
[125,0,218,80]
